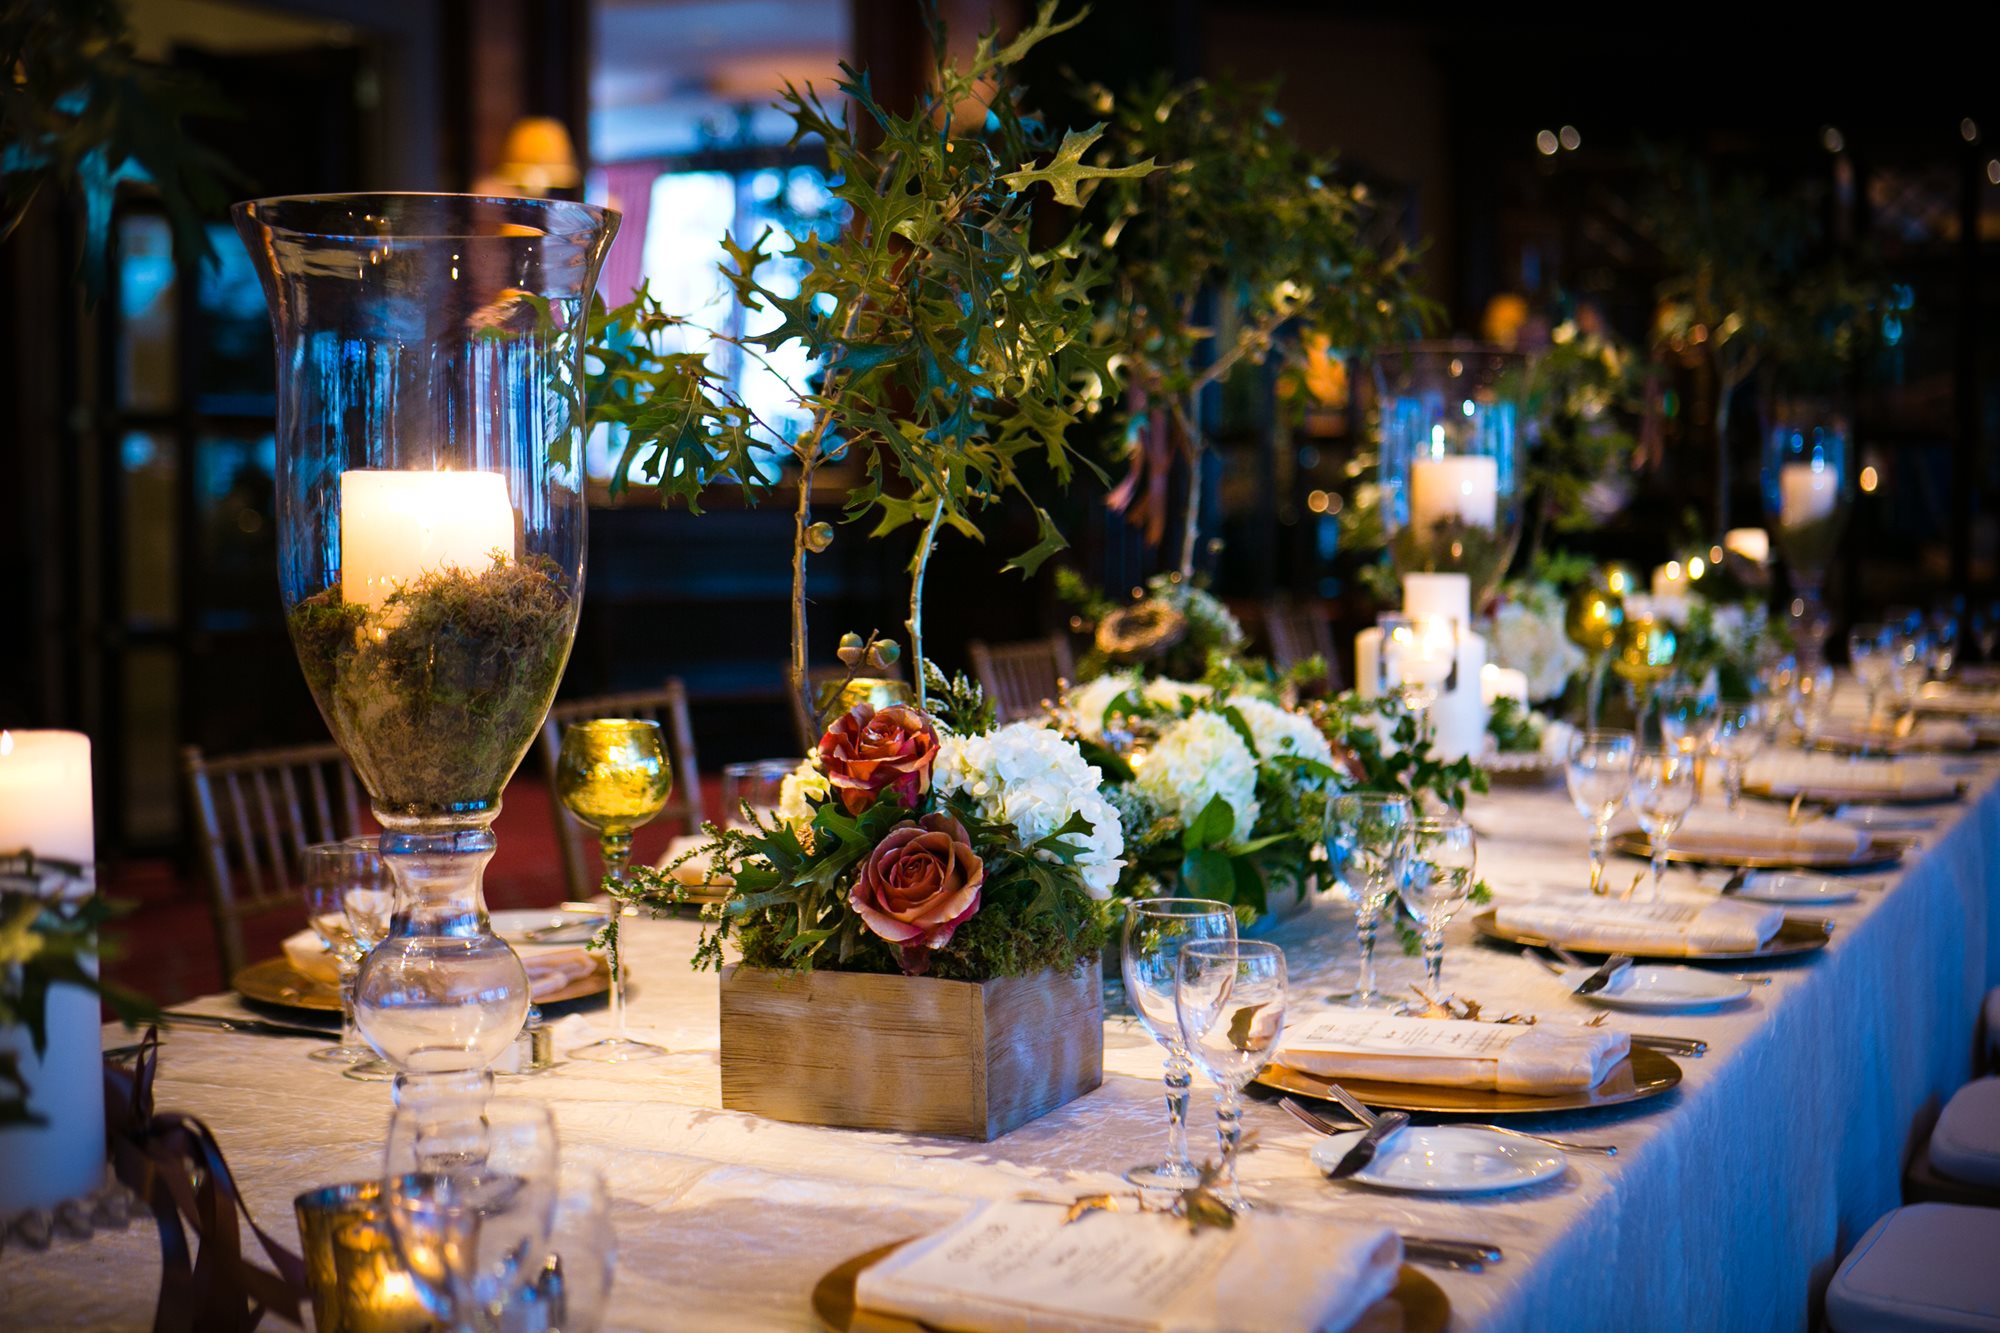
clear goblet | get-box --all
[1565,729,1634,895]
[506,1161,615,1333]
[1175,939,1287,1213]
[1398,815,1477,1006]
[1120,898,1237,1190]
[1710,699,1765,813]
[721,759,799,829]
[1323,792,1413,1007]
[1791,663,1837,748]
[303,841,386,1065]
[339,835,398,1081]
[1658,685,1717,785]
[384,1091,558,1333]
[1631,750,1697,901]
[1848,623,1892,740]
[556,718,674,1063]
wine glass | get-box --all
[302,840,391,1066]
[1120,899,1237,1190]
[1631,750,1696,901]
[1377,613,1456,741]
[1974,601,2000,663]
[1791,663,1837,749]
[1848,623,1892,737]
[1755,655,1798,745]
[507,1161,615,1333]
[1658,686,1717,782]
[338,835,398,1080]
[1711,698,1765,813]
[384,1092,559,1333]
[1322,792,1413,1007]
[555,719,674,1063]
[1928,604,1962,678]
[721,759,798,829]
[1174,940,1287,1213]
[1565,729,1634,895]
[1398,815,1476,1005]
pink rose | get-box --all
[818,703,939,815]
[850,814,984,973]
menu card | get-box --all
[1496,895,1783,956]
[1280,1011,1629,1094]
[855,1199,1402,1333]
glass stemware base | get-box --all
[308,1041,374,1065]
[571,1035,668,1063]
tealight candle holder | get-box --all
[295,1181,438,1333]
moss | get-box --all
[1389,518,1517,606]
[287,555,574,816]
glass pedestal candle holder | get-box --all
[1375,341,1527,610]
[1763,400,1852,660]
[234,194,617,1092]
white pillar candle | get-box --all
[1401,572,1474,624]
[340,470,518,611]
[1779,461,1839,527]
[1408,455,1498,533]
[1724,527,1770,564]
[0,729,104,1215]
[0,730,94,868]
[1481,663,1529,706]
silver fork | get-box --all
[1278,1093,1617,1157]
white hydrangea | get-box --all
[1226,694,1336,773]
[1141,677,1212,708]
[1134,710,1260,844]
[1490,596,1587,703]
[775,758,827,827]
[934,723,1125,899]
[1061,672,1142,741]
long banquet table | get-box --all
[7,763,2000,1331]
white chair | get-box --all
[1825,1203,2000,1330]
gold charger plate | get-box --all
[1744,779,1965,807]
[232,954,610,1014]
[810,1240,1448,1333]
[1610,827,1907,871]
[1472,905,1833,963]
[1256,1043,1681,1116]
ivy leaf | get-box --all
[1182,794,1236,851]
[1002,125,1156,207]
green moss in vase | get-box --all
[287,554,575,817]
[1388,518,1519,607]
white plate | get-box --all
[1726,873,1862,906]
[1309,1126,1565,1195]
[1559,964,1754,1012]
[491,906,608,947]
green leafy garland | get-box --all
[1304,693,1487,813]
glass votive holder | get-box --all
[294,1181,438,1333]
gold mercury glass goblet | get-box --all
[1612,615,1678,743]
[556,718,674,1062]
[1565,583,1627,731]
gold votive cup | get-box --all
[294,1181,439,1333]
[815,674,913,723]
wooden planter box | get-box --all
[718,962,1104,1140]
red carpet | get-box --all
[100,775,715,1008]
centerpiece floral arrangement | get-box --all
[640,673,1120,981]
[1056,569,1251,685]
[1046,670,1340,914]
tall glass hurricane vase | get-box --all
[235,194,617,1092]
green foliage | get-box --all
[1,880,157,1126]
[1064,572,1248,682]
[592,1,1145,578]
[1308,692,1487,812]
[1525,548,1599,592]
[2,0,237,300]
[921,660,997,736]
[616,774,1108,982]
[1641,149,1889,396]
[1486,695,1543,755]
[1508,320,1645,535]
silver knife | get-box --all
[1575,954,1632,995]
[1327,1110,1409,1179]
[159,1010,336,1041]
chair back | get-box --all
[182,741,367,979]
[539,679,703,900]
[1262,602,1345,693]
[967,635,1075,722]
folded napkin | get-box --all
[280,930,597,1000]
[1279,1011,1630,1094]
[1495,895,1784,956]
[1666,807,1868,859]
[855,1199,1402,1333]
[1747,754,1957,801]
[1816,718,1977,752]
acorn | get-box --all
[836,632,866,666]
[869,641,902,669]
[804,521,835,553]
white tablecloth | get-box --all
[5,764,1998,1331]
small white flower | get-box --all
[935,723,1126,899]
[1061,672,1141,741]
[1490,594,1587,703]
[1134,710,1260,844]
[1226,694,1336,773]
[776,758,827,827]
